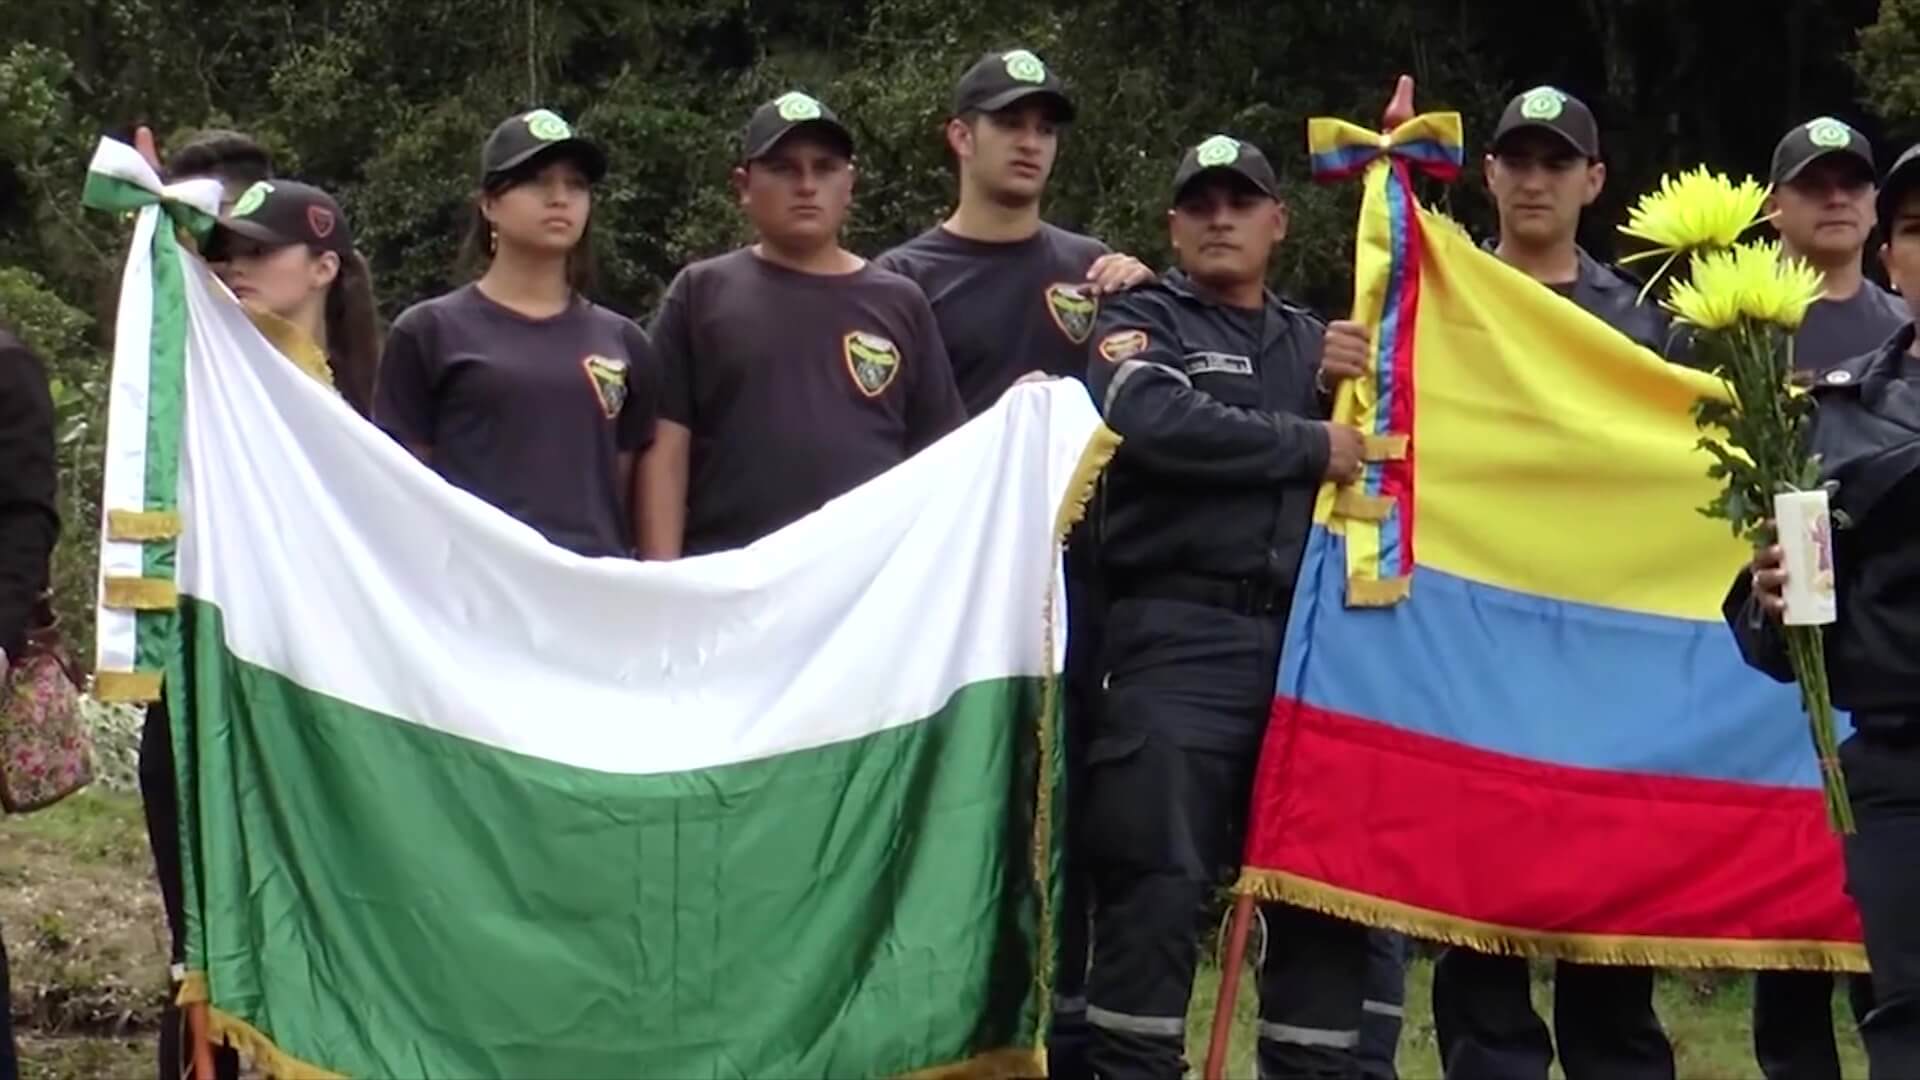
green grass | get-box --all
[1186,954,1869,1079]
[0,792,1874,1079]
[2,790,170,1080]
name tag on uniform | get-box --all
[1182,351,1254,378]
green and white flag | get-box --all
[86,138,1114,1078]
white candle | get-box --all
[1773,489,1838,626]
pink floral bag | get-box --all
[0,596,91,813]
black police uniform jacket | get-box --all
[1084,271,1328,596]
[1725,325,1920,734]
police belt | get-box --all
[1110,571,1291,616]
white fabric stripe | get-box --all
[174,263,1099,775]
[1052,994,1087,1015]
[1257,1022,1359,1049]
[1085,1005,1183,1037]
[88,137,223,217]
[95,208,159,675]
[1362,1000,1405,1019]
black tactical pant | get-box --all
[1084,596,1367,1080]
[1840,732,1920,1079]
[1051,531,1106,1080]
[1431,951,1674,1080]
[1751,969,1872,1080]
[1358,931,1410,1080]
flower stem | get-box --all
[1783,625,1854,834]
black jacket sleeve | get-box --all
[0,335,60,656]
[1086,293,1329,485]
[1722,568,1794,683]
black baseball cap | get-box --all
[1876,143,1920,227]
[1491,86,1600,159]
[741,91,855,163]
[951,48,1075,122]
[1172,135,1279,202]
[205,179,353,259]
[1771,117,1875,187]
[481,108,607,183]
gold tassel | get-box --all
[106,509,182,541]
[102,575,178,610]
[94,669,164,703]
[1362,433,1409,461]
[1235,868,1868,973]
[1332,490,1394,522]
[1346,574,1411,607]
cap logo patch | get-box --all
[1519,88,1566,121]
[525,109,574,141]
[776,92,824,122]
[1806,118,1852,149]
[1004,49,1047,84]
[1045,283,1098,344]
[844,331,901,397]
[230,181,273,218]
[306,205,336,239]
[1825,368,1854,386]
[1195,135,1240,167]
[581,354,629,418]
[1097,329,1149,363]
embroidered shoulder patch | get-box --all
[1098,329,1149,363]
[581,355,630,418]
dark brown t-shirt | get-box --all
[874,223,1109,415]
[651,248,966,555]
[374,285,658,558]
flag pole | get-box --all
[1203,893,1257,1080]
[187,1002,216,1078]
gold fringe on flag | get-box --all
[1236,868,1868,973]
[106,509,182,541]
[205,1007,345,1080]
[900,1047,1049,1080]
[94,669,164,703]
[1331,490,1394,522]
[102,575,178,610]
[1053,424,1122,542]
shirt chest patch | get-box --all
[844,331,903,397]
[1182,351,1254,378]
[1045,282,1098,344]
[580,354,629,418]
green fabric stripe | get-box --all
[177,598,1050,1078]
[135,218,201,971]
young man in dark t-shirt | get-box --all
[872,49,1150,416]
[637,92,965,558]
[1769,118,1910,379]
[870,50,1149,1080]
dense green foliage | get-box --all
[0,0,1907,655]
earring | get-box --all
[488,226,498,254]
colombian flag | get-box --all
[1238,115,1863,970]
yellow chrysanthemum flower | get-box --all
[1618,167,1773,259]
[1664,240,1824,331]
